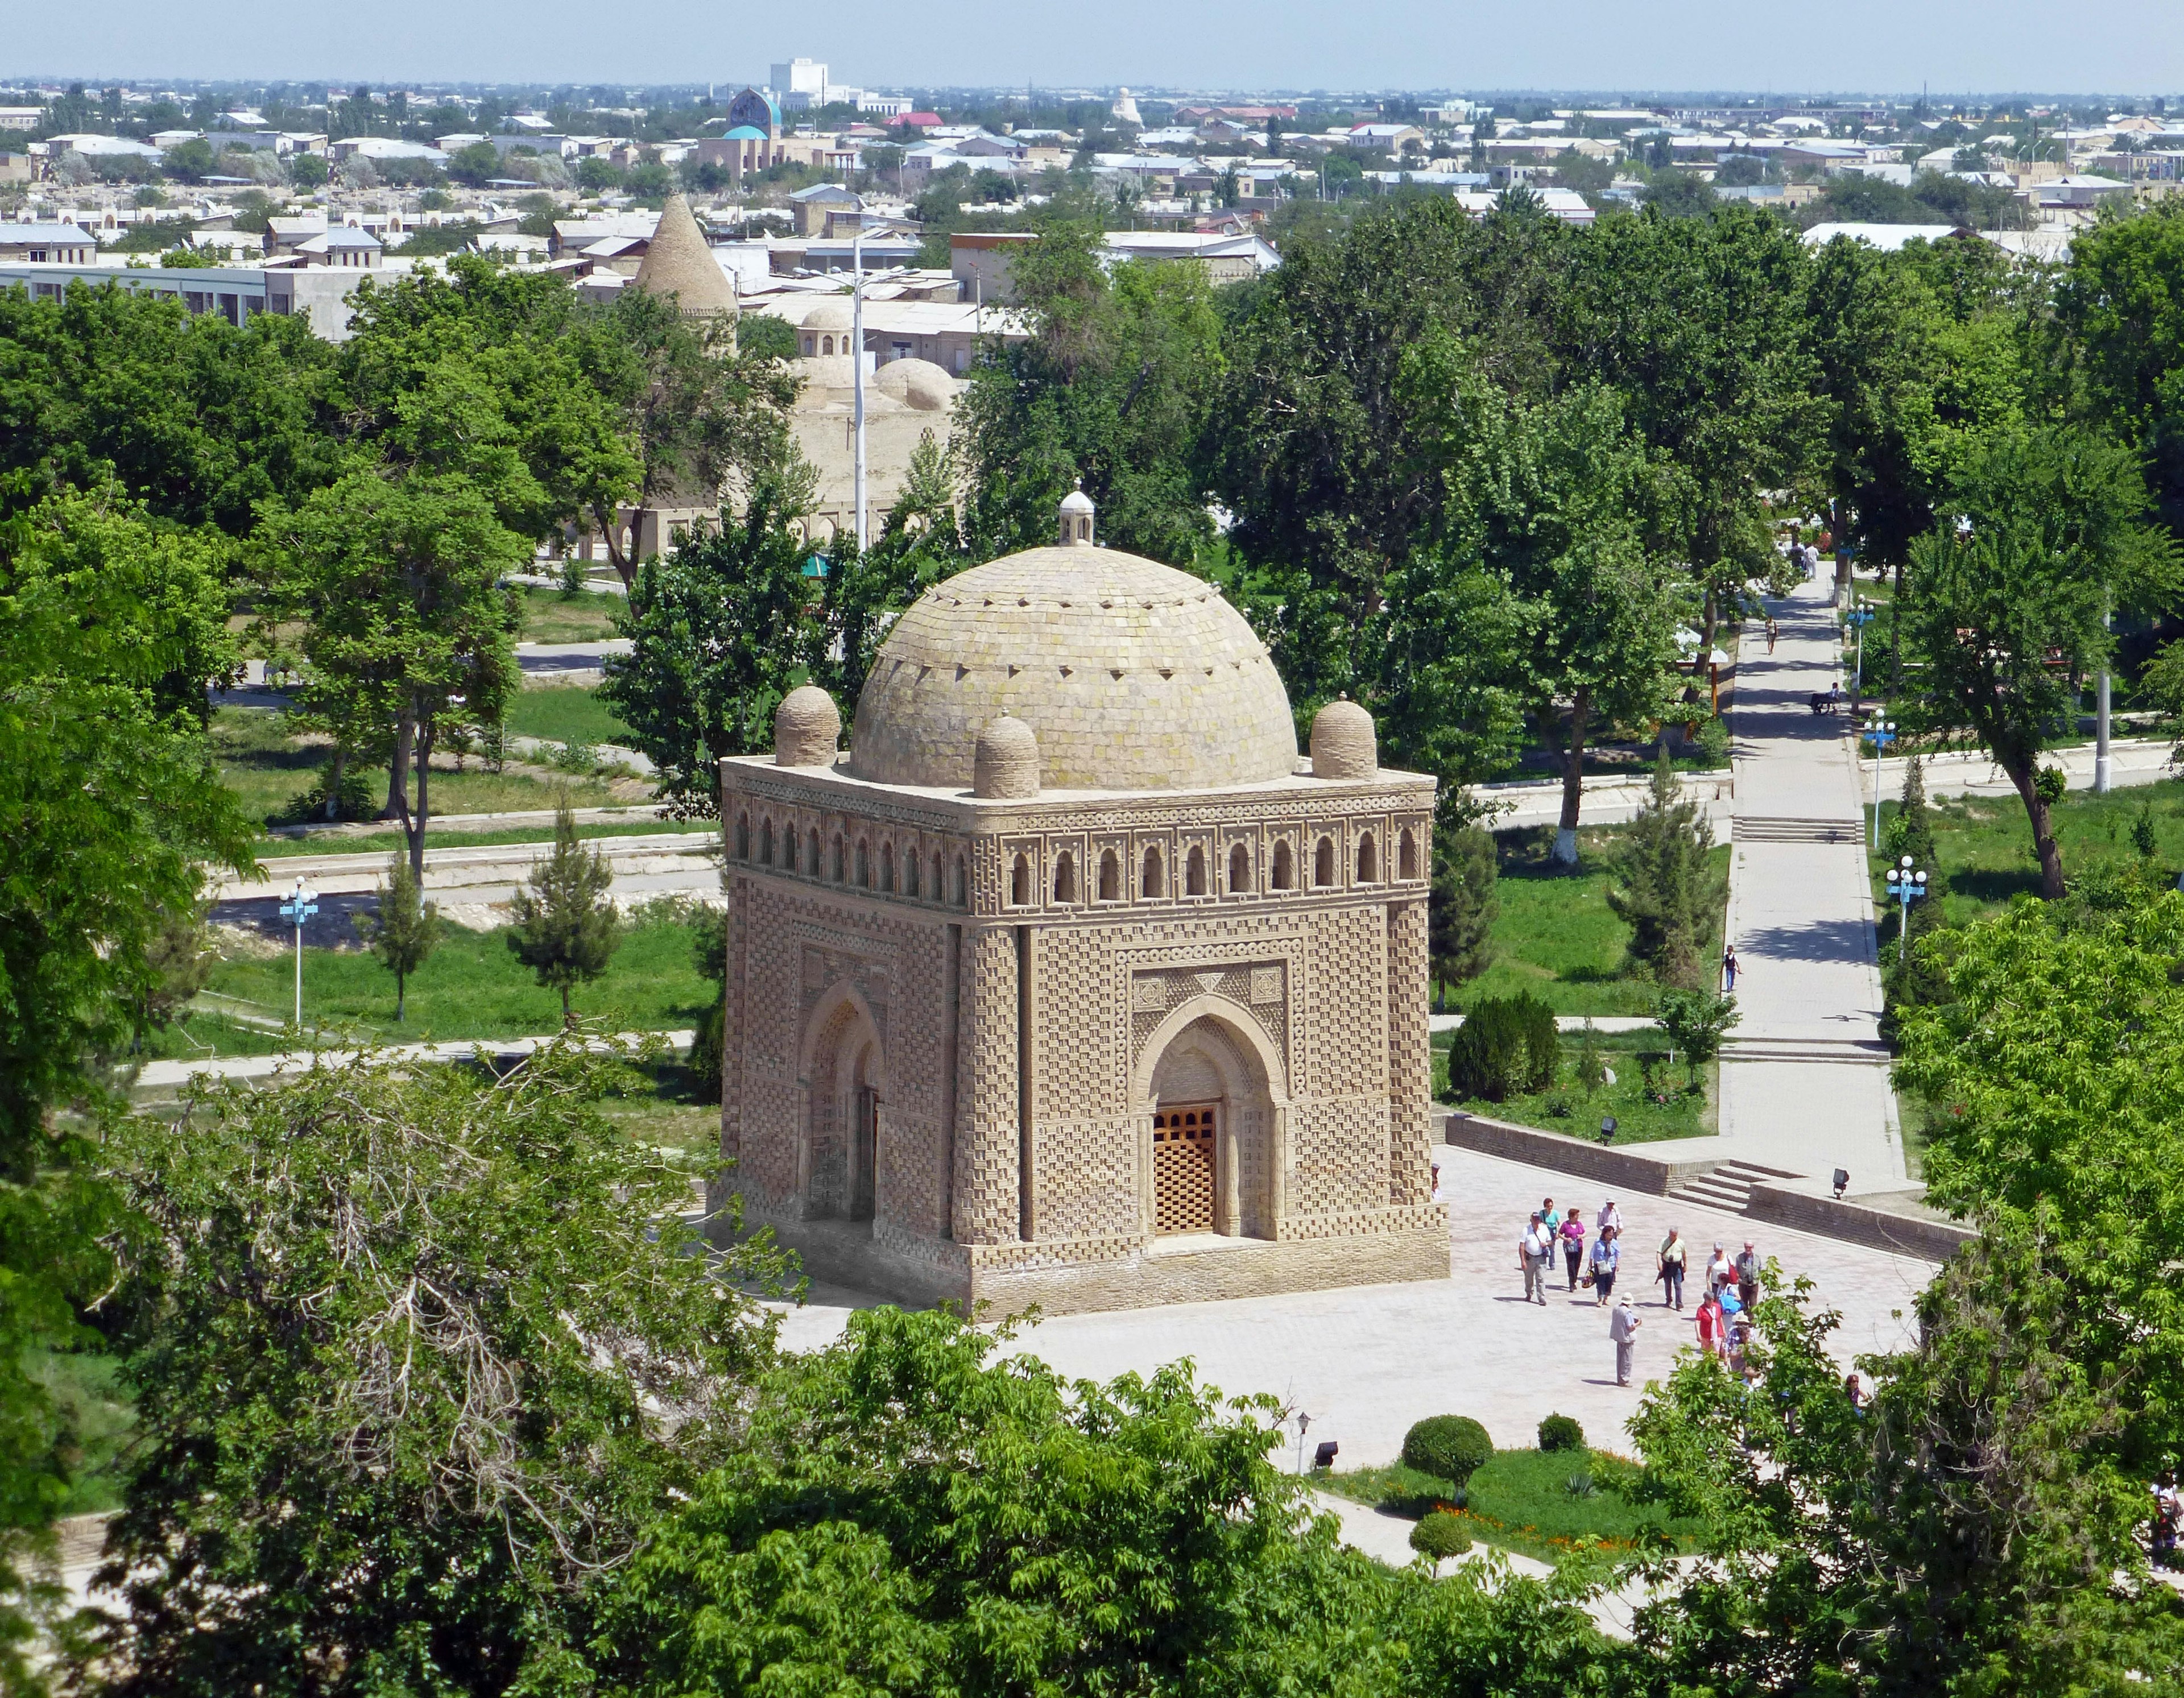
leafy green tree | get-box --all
[133,897,214,1045]
[601,474,826,812]
[1558,205,1822,655]
[1606,751,1726,988]
[445,140,501,187]
[353,852,442,1020]
[599,1305,1619,1698]
[507,803,624,1026]
[2057,203,2184,533]
[1899,425,2172,898]
[1627,1219,2184,1697]
[0,491,254,1679]
[1427,827,1498,1004]
[88,1041,790,1696]
[957,224,1226,565]
[1653,987,1739,1087]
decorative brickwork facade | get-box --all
[707,503,1447,1314]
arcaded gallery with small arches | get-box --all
[711,496,1446,1314]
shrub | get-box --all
[1401,1415,1493,1485]
[1410,1509,1472,1559]
[1446,992,1558,1102]
[1537,1413,1585,1453]
[1564,1472,1598,1499]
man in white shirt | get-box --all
[1517,1212,1552,1305]
[1597,1198,1622,1236]
[1609,1297,1643,1385]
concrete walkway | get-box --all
[1709,580,1904,1192]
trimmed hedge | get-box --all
[1401,1415,1493,1485]
[1447,992,1560,1102]
[1410,1509,1472,1559]
[1537,1413,1586,1453]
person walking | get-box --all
[1696,1290,1727,1360]
[1590,1224,1620,1307]
[1722,945,1739,993]
[1560,1208,1588,1291]
[1766,618,1778,655]
[1596,1197,1622,1238]
[1540,1196,1561,1239]
[1519,1212,1552,1306]
[1657,1227,1687,1310]
[1609,1295,1643,1386]
[1736,1239,1761,1312]
[1706,1240,1735,1300]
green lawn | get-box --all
[506,686,635,748]
[1436,1026,1715,1144]
[27,1349,136,1515]
[1869,772,2184,939]
[1448,828,1732,1018]
[254,813,694,859]
[594,1057,722,1161]
[195,913,713,1046]
[515,585,624,644]
[213,706,622,828]
[1321,1447,1705,1564]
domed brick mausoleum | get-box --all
[711,495,1447,1312]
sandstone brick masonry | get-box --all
[706,509,1450,1314]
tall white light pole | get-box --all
[278,877,318,1030]
[852,227,867,553]
[2096,595,2113,793]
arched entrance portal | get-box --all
[1142,1007,1279,1239]
[803,991,885,1221]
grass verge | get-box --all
[506,685,635,748]
[1443,827,1731,1018]
[252,814,698,859]
[1436,1027,1716,1145]
[1320,1448,1704,1564]
[180,912,713,1048]
[516,585,623,644]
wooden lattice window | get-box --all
[1152,1105,1218,1235]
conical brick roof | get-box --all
[632,193,738,318]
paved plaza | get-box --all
[772,1144,1938,1469]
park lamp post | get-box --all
[1886,856,1928,963]
[1864,719,1897,852]
[278,876,318,1030]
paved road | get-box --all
[1711,580,1905,1191]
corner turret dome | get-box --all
[773,684,841,766]
[1309,696,1378,779]
[973,715,1041,798]
[847,496,1296,793]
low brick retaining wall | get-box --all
[1437,1108,1975,1264]
[1436,1110,1721,1196]
[1744,1182,1974,1262]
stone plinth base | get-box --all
[713,1194,1451,1316]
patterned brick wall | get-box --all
[1386,897,1433,1206]
[954,923,1021,1243]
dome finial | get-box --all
[1058,481,1095,547]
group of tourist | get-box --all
[1515,1196,1766,1388]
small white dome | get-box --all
[1059,487,1095,515]
[803,296,854,333]
[874,357,958,412]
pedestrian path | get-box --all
[1706,579,1904,1192]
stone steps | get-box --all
[1666,1158,1803,1217]
[1723,1036,1892,1068]
[1732,815,1863,844]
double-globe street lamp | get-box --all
[1863,719,1897,851]
[1886,856,1928,963]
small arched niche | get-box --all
[1356,832,1378,884]
[1399,828,1420,881]
[1011,852,1032,908]
[1272,839,1294,891]
[1098,849,1121,902]
[1053,850,1077,904]
[1142,845,1166,898]
[1227,843,1251,894]
[1314,836,1336,888]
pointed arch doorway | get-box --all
[1141,1005,1280,1239]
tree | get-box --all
[1427,827,1498,1004]
[1627,1219,2184,1697]
[353,852,442,1020]
[88,1041,791,1695]
[2053,201,2184,535]
[133,897,213,1046]
[0,491,254,1679]
[957,224,1227,566]
[1606,751,1726,988]
[1558,205,1823,657]
[600,474,826,813]
[1885,751,1940,870]
[1653,987,1739,1087]
[1898,425,2171,898]
[507,802,623,1026]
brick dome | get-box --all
[847,528,1297,793]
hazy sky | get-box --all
[14,0,2184,96]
